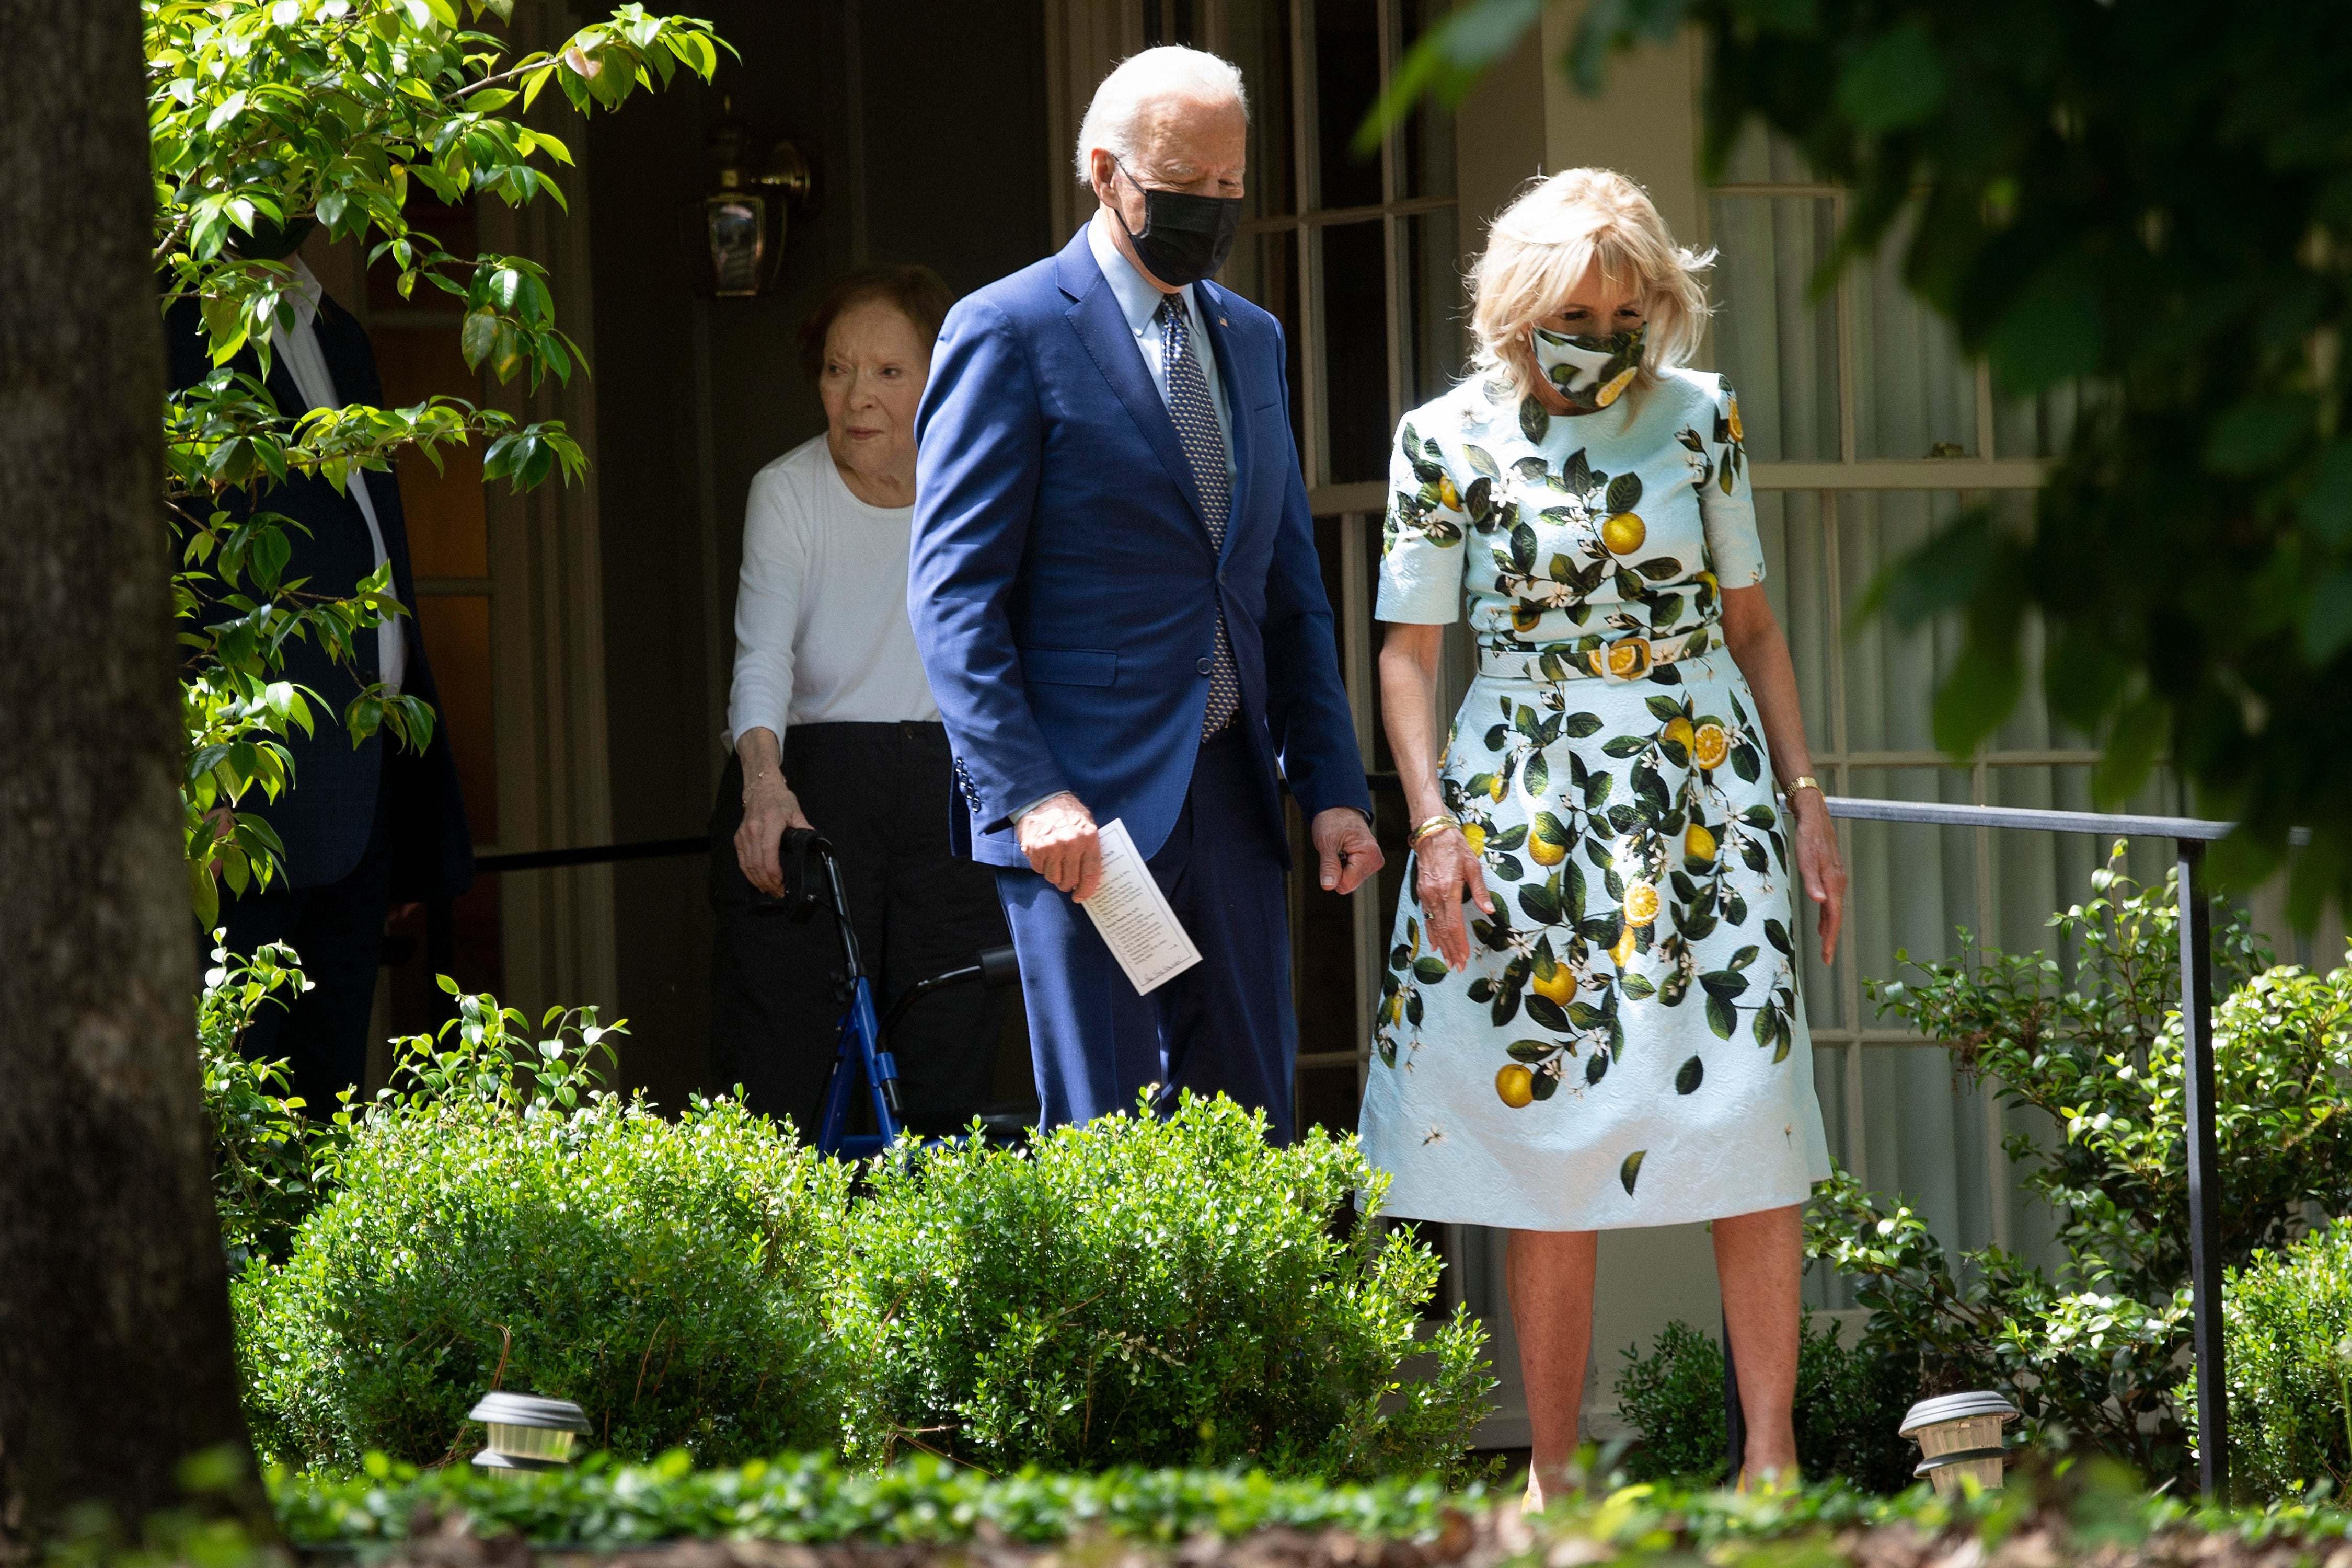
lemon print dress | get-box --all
[1358,365,1830,1230]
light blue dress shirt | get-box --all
[1086,214,1236,477]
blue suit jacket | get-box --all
[167,295,474,898]
[910,226,1370,869]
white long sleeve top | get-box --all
[724,434,941,750]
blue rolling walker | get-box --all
[754,826,1020,1158]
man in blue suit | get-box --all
[168,235,473,1110]
[910,47,1381,1143]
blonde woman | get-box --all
[1359,169,1846,1498]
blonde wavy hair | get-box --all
[1468,168,1714,403]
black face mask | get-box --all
[1111,158,1241,287]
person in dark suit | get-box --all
[908,47,1381,1143]
[168,235,472,1111]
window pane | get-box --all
[1312,0,1383,212]
[1995,382,2086,460]
[1393,0,1457,200]
[1223,228,1305,460]
[1318,218,1391,482]
[1850,213,1978,458]
[1826,765,1979,1030]
[1831,489,1969,755]
[1225,0,1296,220]
[1714,190,1983,459]
[1297,1062,1363,1136]
[1708,194,1841,462]
[1716,121,1818,186]
[1397,207,1464,409]
[1752,490,1835,760]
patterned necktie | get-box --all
[1158,293,1240,736]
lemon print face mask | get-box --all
[1530,322,1647,416]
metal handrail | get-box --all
[1805,791,2250,1502]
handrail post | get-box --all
[2175,839,2227,1502]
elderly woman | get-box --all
[708,262,1010,1137]
[1359,170,1847,1497]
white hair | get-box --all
[1073,45,1249,184]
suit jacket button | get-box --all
[1195,656,1212,675]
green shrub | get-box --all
[834,1091,1492,1481]
[1810,847,2352,1493]
[2197,1220,2352,1499]
[201,936,339,1269]
[234,993,851,1471]
[1609,1313,1920,1491]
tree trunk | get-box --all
[0,1,260,1555]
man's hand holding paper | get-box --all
[1017,791,1102,900]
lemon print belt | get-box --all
[1474,625,1713,685]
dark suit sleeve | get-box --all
[1259,319,1375,823]
[909,298,1071,832]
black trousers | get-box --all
[214,760,393,1113]
[708,720,1010,1137]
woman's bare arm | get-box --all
[1379,622,1492,970]
[1719,585,1846,962]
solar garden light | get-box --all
[469,1392,592,1471]
[1900,1391,2021,1496]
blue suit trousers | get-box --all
[995,729,1297,1143]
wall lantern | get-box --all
[469,1391,593,1471]
[677,99,815,299]
[1899,1391,2020,1495]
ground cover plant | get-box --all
[232,989,852,1472]
[1610,1313,1920,1491]
[268,1448,2352,1560]
[1802,848,2352,1492]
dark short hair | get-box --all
[797,263,955,381]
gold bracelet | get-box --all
[1781,775,1823,798]
[1407,813,1460,848]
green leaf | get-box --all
[2298,440,2352,544]
[2093,690,2170,805]
[1619,1149,1645,1195]
[1933,636,2023,760]
[1987,256,2103,397]
[1507,1039,1557,1063]
[1675,1055,1704,1096]
[1704,994,1736,1040]
[1835,21,1946,132]
[2206,395,2315,477]
[1866,509,1990,628]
